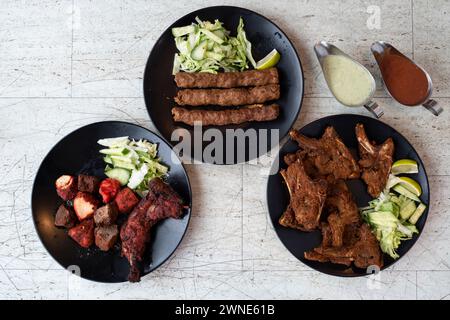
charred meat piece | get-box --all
[175,68,279,88]
[290,127,360,181]
[279,160,328,231]
[68,219,94,248]
[325,180,360,226]
[77,175,100,193]
[121,178,184,282]
[55,175,77,201]
[305,180,362,262]
[99,178,121,204]
[95,225,119,251]
[54,204,77,228]
[73,192,99,221]
[94,203,118,226]
[305,223,383,269]
[172,104,279,126]
[174,84,280,106]
[355,123,394,197]
[115,187,139,214]
[283,150,321,179]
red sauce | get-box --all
[375,48,430,106]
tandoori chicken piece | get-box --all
[355,123,394,197]
[290,127,360,181]
[120,178,184,282]
[279,160,328,231]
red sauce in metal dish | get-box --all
[374,48,430,106]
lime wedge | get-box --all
[392,159,419,175]
[398,177,422,196]
[256,49,280,70]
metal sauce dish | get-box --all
[371,41,442,116]
[314,41,384,118]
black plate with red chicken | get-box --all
[267,114,429,276]
[32,121,192,283]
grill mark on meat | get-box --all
[174,84,280,106]
[120,178,184,282]
[174,68,279,88]
[172,104,279,126]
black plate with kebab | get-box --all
[267,114,430,276]
[143,6,303,164]
[32,121,192,283]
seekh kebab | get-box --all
[172,104,279,126]
[174,84,280,107]
[174,68,279,88]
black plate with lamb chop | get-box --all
[32,121,191,283]
[267,114,430,276]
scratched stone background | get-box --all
[0,0,449,299]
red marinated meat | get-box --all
[99,178,121,203]
[73,192,99,221]
[55,175,77,201]
[115,188,139,214]
[54,204,77,228]
[120,178,184,282]
[68,219,94,248]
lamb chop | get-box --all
[355,123,394,197]
[290,127,360,181]
[305,224,383,269]
[304,180,381,268]
[279,159,328,231]
[120,178,184,282]
[313,180,361,249]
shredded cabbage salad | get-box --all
[172,17,256,74]
[98,137,168,195]
[360,174,426,259]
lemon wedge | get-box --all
[397,176,422,196]
[392,159,419,175]
[256,49,280,70]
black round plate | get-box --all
[143,6,303,164]
[267,114,430,276]
[32,121,192,283]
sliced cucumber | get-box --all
[409,203,427,224]
[206,51,224,61]
[99,147,129,156]
[399,199,416,220]
[111,158,136,170]
[200,29,224,44]
[172,25,195,37]
[105,168,130,186]
[393,185,421,202]
[103,155,113,165]
[110,155,133,163]
[97,136,129,147]
[191,40,208,60]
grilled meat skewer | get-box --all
[174,84,280,106]
[174,67,279,88]
[172,104,279,126]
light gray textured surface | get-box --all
[0,0,449,300]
